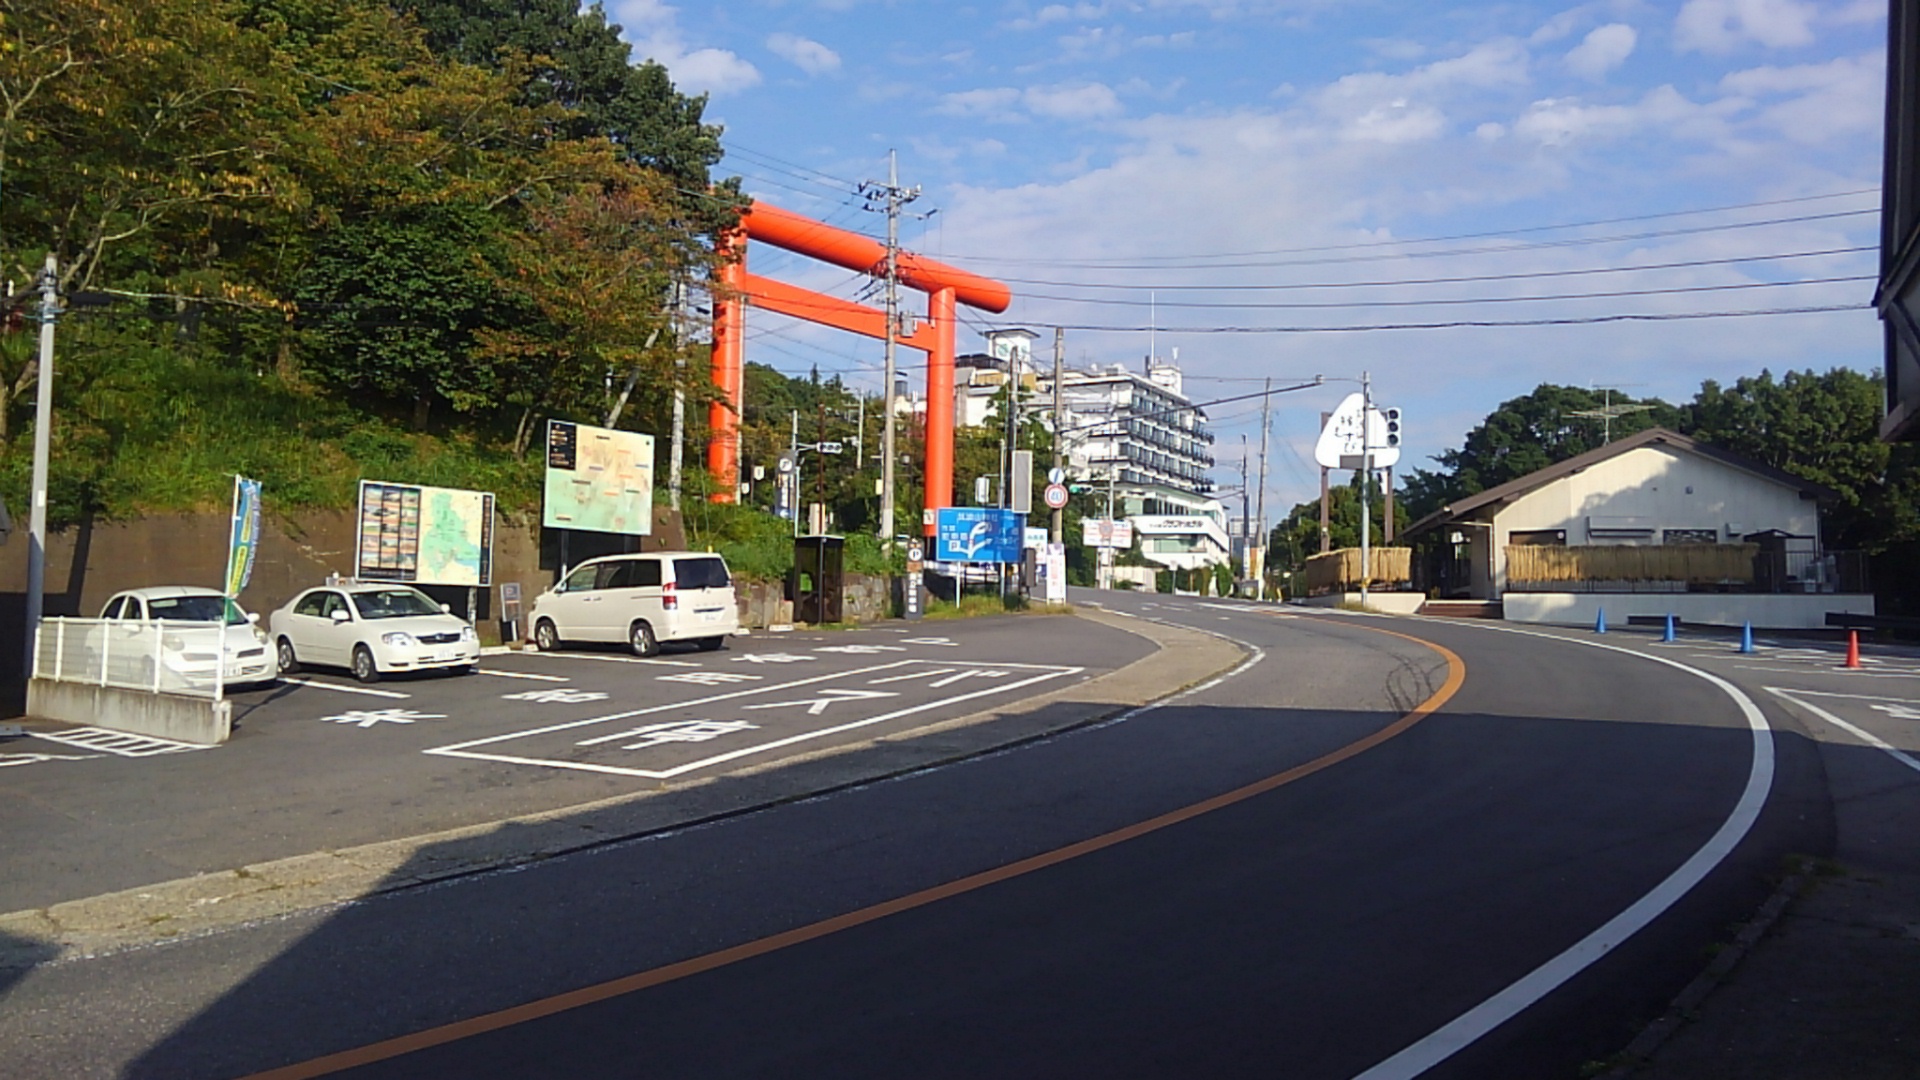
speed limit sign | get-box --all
[1043,483,1069,509]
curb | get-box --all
[0,610,1245,970]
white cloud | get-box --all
[611,0,761,95]
[1720,52,1885,143]
[936,87,1026,121]
[767,32,842,76]
[1313,39,1530,143]
[1025,82,1124,120]
[1565,23,1637,79]
[1674,0,1818,54]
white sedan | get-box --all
[270,583,480,683]
[91,586,278,691]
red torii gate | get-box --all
[707,201,1012,535]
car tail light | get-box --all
[662,581,678,611]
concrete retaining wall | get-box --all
[1502,591,1876,629]
[27,679,232,745]
[1297,592,1429,614]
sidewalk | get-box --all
[0,609,1246,969]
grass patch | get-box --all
[925,592,1030,620]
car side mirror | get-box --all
[330,609,350,623]
[247,612,261,625]
[440,603,452,614]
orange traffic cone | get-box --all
[1844,630,1862,670]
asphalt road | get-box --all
[0,595,1830,1079]
[0,614,1151,911]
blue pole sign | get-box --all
[934,508,1024,564]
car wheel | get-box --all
[351,644,381,684]
[276,637,300,676]
[534,619,560,652]
[696,636,725,652]
[629,621,659,658]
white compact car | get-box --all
[529,552,738,656]
[271,582,480,683]
[89,586,278,691]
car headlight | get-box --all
[461,625,477,642]
[382,632,416,647]
[253,626,269,646]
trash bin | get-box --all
[793,535,845,625]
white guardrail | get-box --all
[32,617,276,700]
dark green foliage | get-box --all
[390,0,743,233]
[295,204,524,425]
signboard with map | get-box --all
[543,419,655,536]
[356,481,495,586]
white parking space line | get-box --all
[521,653,702,668]
[424,660,1081,780]
[27,727,209,757]
[279,677,411,699]
[1769,687,1920,776]
[1734,665,1920,679]
[476,669,572,682]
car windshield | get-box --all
[350,589,442,620]
[146,595,249,625]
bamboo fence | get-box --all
[1504,543,1757,584]
[1304,547,1411,594]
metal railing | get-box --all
[32,617,274,700]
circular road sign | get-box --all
[907,543,924,562]
[1043,483,1069,509]
[1047,466,1066,485]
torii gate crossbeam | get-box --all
[708,201,1012,537]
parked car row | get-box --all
[76,551,739,689]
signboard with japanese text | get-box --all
[1079,518,1134,549]
[356,480,495,587]
[544,419,655,535]
[934,507,1023,564]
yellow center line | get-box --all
[244,625,1467,1080]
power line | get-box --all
[1020,303,1869,334]
[987,245,1876,293]
[1012,274,1874,311]
[937,189,1880,266]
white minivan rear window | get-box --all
[673,557,730,590]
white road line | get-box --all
[1355,625,1774,1080]
[521,653,701,668]
[28,727,208,757]
[279,677,410,699]
[1732,665,1920,678]
[477,669,572,682]
[1769,688,1920,776]
[1756,687,1920,702]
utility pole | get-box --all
[1255,375,1271,598]
[23,254,57,675]
[668,283,685,511]
[1050,327,1064,544]
[1318,411,1331,555]
[862,151,919,546]
[1239,434,1251,591]
[1360,370,1372,609]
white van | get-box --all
[529,552,739,656]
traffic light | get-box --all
[1383,407,1402,447]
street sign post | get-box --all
[934,507,1023,564]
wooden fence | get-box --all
[1504,543,1757,584]
[1304,547,1411,594]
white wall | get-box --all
[1502,592,1873,630]
[1492,445,1819,594]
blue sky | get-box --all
[608,0,1887,514]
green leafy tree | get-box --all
[1399,384,1680,521]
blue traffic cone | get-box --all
[1595,607,1607,634]
[1739,621,1755,654]
[1662,614,1677,643]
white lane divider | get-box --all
[279,677,410,699]
[1353,623,1775,1080]
[1768,688,1920,777]
[523,653,701,668]
[477,669,571,682]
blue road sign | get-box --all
[934,507,1024,564]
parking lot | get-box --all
[1,614,1155,912]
